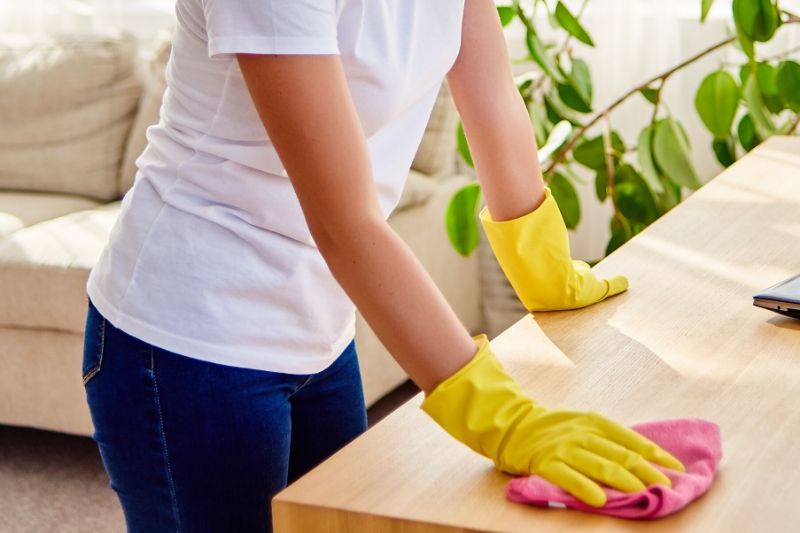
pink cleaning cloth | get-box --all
[506,418,722,520]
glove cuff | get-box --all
[420,334,541,471]
[478,187,558,227]
[422,333,492,399]
[478,188,574,311]
[479,187,627,310]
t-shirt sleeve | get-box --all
[203,0,339,59]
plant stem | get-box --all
[786,112,800,135]
[512,0,532,34]
[543,35,737,178]
[602,115,630,236]
[649,80,664,125]
[527,74,548,101]
[601,114,616,197]
[722,43,800,65]
[512,0,553,103]
[783,10,800,24]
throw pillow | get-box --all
[0,31,143,201]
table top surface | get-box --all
[273,136,800,533]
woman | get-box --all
[81,0,684,531]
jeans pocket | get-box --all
[82,299,107,386]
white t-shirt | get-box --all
[86,0,465,374]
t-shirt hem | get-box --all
[86,280,356,375]
[208,35,340,59]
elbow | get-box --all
[307,209,387,258]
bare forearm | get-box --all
[461,91,546,220]
[315,217,477,395]
[447,0,546,222]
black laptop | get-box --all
[753,273,800,319]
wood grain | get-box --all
[273,136,800,532]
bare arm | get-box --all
[447,0,547,221]
[237,53,476,394]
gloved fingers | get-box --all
[593,416,685,472]
[537,461,607,508]
[583,434,673,488]
[566,448,646,493]
[603,275,629,298]
[572,261,628,303]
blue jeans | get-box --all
[82,297,368,532]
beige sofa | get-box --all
[0,31,482,436]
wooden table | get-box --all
[273,136,800,532]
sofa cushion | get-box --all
[120,32,172,195]
[395,169,438,212]
[0,202,120,333]
[0,168,431,334]
[0,191,101,239]
[0,327,94,436]
[411,80,459,177]
[0,32,143,201]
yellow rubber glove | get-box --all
[421,334,685,507]
[479,187,628,311]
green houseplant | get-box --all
[446,0,800,258]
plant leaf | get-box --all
[456,121,473,167]
[528,101,549,148]
[712,137,736,167]
[757,62,785,113]
[701,0,715,22]
[733,0,779,42]
[571,59,593,107]
[737,113,760,151]
[614,165,659,224]
[595,167,608,202]
[653,117,702,190]
[445,183,481,257]
[558,59,594,114]
[655,174,682,213]
[606,224,630,255]
[738,32,756,60]
[544,90,584,125]
[743,71,776,139]
[554,1,595,47]
[560,165,588,185]
[549,173,581,229]
[637,125,664,193]
[573,132,625,170]
[496,5,515,27]
[557,83,592,113]
[640,87,659,104]
[695,70,740,139]
[544,95,564,124]
[757,62,780,96]
[547,10,561,30]
[525,29,566,83]
[538,120,572,163]
[739,63,752,86]
[776,60,800,111]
